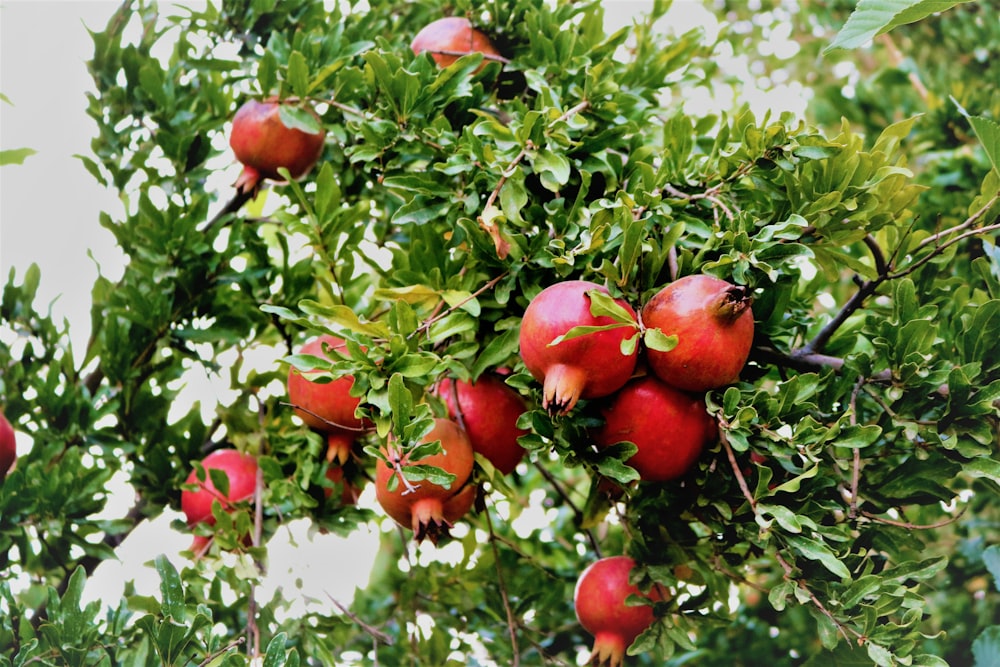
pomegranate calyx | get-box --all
[410,497,451,545]
[715,284,754,324]
[233,165,263,198]
[325,431,355,465]
[542,363,587,415]
[589,631,629,667]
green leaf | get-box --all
[387,373,413,424]
[786,535,851,579]
[0,147,37,165]
[155,555,185,621]
[286,51,309,98]
[643,327,678,352]
[278,104,322,135]
[974,626,1000,667]
[586,289,638,324]
[547,323,630,347]
[983,545,1000,591]
[263,632,292,667]
[954,100,1000,176]
[826,0,974,52]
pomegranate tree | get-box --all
[594,375,716,482]
[642,274,754,392]
[574,555,666,667]
[374,418,475,544]
[519,280,639,415]
[436,374,529,475]
[287,335,370,465]
[229,98,326,196]
[0,410,16,479]
[181,449,259,552]
[411,16,502,71]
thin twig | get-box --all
[719,422,756,512]
[410,271,510,339]
[861,505,968,530]
[485,500,521,665]
[532,461,601,556]
[848,376,865,519]
[327,593,395,645]
[198,637,246,667]
[889,221,1000,280]
[773,551,861,642]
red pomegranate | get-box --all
[436,374,529,475]
[519,280,639,415]
[181,449,259,550]
[287,335,370,465]
[594,375,716,482]
[375,418,476,544]
[324,463,361,506]
[0,410,16,479]
[574,556,666,667]
[229,98,326,196]
[641,274,754,392]
[411,17,502,71]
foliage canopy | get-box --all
[1,0,999,665]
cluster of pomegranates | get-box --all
[227,17,501,199]
[209,13,759,664]
[520,275,753,482]
[519,274,753,663]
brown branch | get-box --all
[532,461,601,556]
[719,421,756,512]
[478,143,532,259]
[861,505,968,530]
[199,637,245,667]
[797,194,999,358]
[327,593,395,646]
[878,33,930,103]
[410,271,510,339]
[848,376,865,519]
[484,500,521,666]
[888,221,1000,281]
[279,401,370,433]
[773,551,861,642]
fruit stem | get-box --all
[715,285,753,324]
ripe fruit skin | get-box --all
[375,418,475,544]
[411,17,501,71]
[0,410,16,479]
[519,280,639,415]
[181,449,259,543]
[574,556,666,667]
[229,98,326,196]
[642,274,754,392]
[594,375,716,482]
[287,335,369,465]
[436,374,529,475]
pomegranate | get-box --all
[375,418,475,544]
[594,375,716,482]
[180,449,259,550]
[436,374,529,475]
[411,17,502,72]
[519,280,639,415]
[229,98,326,196]
[574,556,666,667]
[0,410,16,479]
[324,463,361,506]
[641,274,754,392]
[287,335,370,465]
